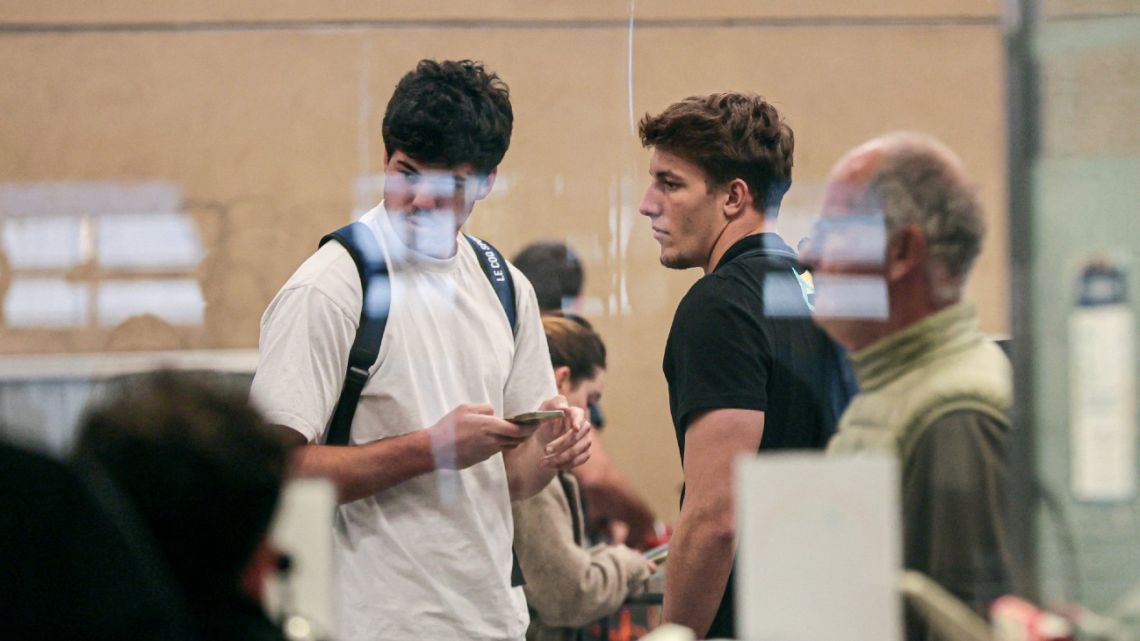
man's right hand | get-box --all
[428,403,528,469]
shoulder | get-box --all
[503,255,530,284]
[675,272,747,319]
[906,410,1008,481]
[456,236,535,292]
[269,242,362,322]
[670,272,762,345]
[505,258,538,300]
[918,410,1007,452]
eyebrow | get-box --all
[650,169,683,181]
[398,160,470,185]
[396,160,420,175]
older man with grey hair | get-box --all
[803,132,1014,640]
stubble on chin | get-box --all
[659,251,694,270]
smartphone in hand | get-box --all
[504,410,565,425]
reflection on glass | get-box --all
[0,181,204,338]
[803,213,890,321]
[811,274,890,321]
[97,279,204,326]
[97,212,203,270]
[762,271,815,318]
[3,216,85,269]
[803,213,888,267]
[5,278,89,327]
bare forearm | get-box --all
[289,431,436,503]
[663,513,735,637]
[664,409,763,637]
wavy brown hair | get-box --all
[639,92,794,217]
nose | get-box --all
[411,181,438,212]
[638,187,659,218]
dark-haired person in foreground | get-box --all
[72,371,287,641]
[250,59,590,640]
[638,94,853,638]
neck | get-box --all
[703,217,778,274]
[847,282,950,352]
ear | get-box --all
[721,178,752,219]
[887,224,927,282]
[553,365,573,394]
[472,168,498,202]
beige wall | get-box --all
[0,3,1007,519]
[0,1,998,23]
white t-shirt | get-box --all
[250,204,556,641]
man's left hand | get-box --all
[535,395,591,470]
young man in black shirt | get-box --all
[637,93,853,638]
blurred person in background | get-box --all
[804,132,1013,640]
[638,93,853,639]
[513,241,585,316]
[512,316,656,641]
[72,371,288,641]
[250,59,590,640]
[514,241,658,547]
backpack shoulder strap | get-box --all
[462,233,525,588]
[464,234,518,335]
[318,222,390,446]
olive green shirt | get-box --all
[902,409,1013,641]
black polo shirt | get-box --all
[663,232,855,638]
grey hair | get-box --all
[854,133,985,304]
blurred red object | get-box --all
[641,522,672,550]
[992,595,1074,641]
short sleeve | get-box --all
[666,276,770,431]
[901,410,1013,638]
[249,261,361,443]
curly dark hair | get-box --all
[382,59,514,175]
[639,92,794,217]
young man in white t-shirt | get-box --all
[250,59,591,641]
